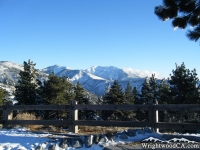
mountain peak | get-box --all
[42,65,71,74]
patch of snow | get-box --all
[1,127,200,150]
[87,73,105,80]
[123,68,162,79]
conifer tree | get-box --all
[141,74,159,104]
[42,72,75,119]
[141,77,151,104]
[155,0,200,42]
[157,79,172,122]
[74,81,95,120]
[124,82,135,104]
[15,60,41,105]
[139,75,159,121]
[124,82,136,120]
[132,87,141,104]
[74,82,85,104]
[0,88,5,106]
[42,73,74,105]
[158,79,172,104]
[169,63,200,104]
[167,63,200,123]
[132,86,145,121]
[149,74,159,103]
[0,88,5,120]
[102,80,125,120]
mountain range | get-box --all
[0,61,161,96]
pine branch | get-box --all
[186,25,200,42]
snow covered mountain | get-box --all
[42,65,160,95]
[0,61,48,86]
[0,61,161,96]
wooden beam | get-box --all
[6,105,71,110]
[75,104,151,111]
[75,120,151,127]
[156,122,200,130]
[155,104,200,111]
[6,120,71,126]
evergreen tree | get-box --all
[155,0,200,42]
[149,74,159,103]
[124,82,136,120]
[141,77,152,104]
[74,81,95,120]
[169,63,200,104]
[167,63,200,123]
[124,82,135,104]
[74,81,85,104]
[15,60,41,105]
[158,79,172,104]
[0,88,5,120]
[157,79,172,123]
[42,73,74,105]
[0,88,5,106]
[141,74,159,104]
[138,75,159,121]
[42,72,75,119]
[132,87,141,104]
[102,80,125,120]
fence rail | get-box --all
[0,100,200,133]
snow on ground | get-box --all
[0,127,200,150]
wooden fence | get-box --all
[0,100,200,133]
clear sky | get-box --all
[0,0,199,79]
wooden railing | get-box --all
[0,100,200,133]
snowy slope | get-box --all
[0,61,23,85]
[42,65,160,95]
[0,61,49,86]
[0,62,161,96]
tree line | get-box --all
[100,62,200,123]
[0,60,200,123]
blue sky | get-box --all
[0,0,200,78]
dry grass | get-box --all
[13,112,43,130]
[10,113,138,134]
[78,126,130,135]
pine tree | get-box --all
[167,63,200,123]
[141,74,159,104]
[42,72,75,119]
[74,82,85,104]
[15,60,41,105]
[42,73,74,105]
[124,82,136,120]
[138,75,159,121]
[0,88,4,120]
[124,82,135,104]
[141,77,151,104]
[132,87,141,104]
[149,74,159,103]
[155,0,200,42]
[102,80,125,120]
[0,88,5,106]
[157,79,172,123]
[169,63,200,104]
[74,81,95,120]
[158,79,172,104]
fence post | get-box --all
[152,100,159,133]
[3,101,13,128]
[69,100,78,133]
